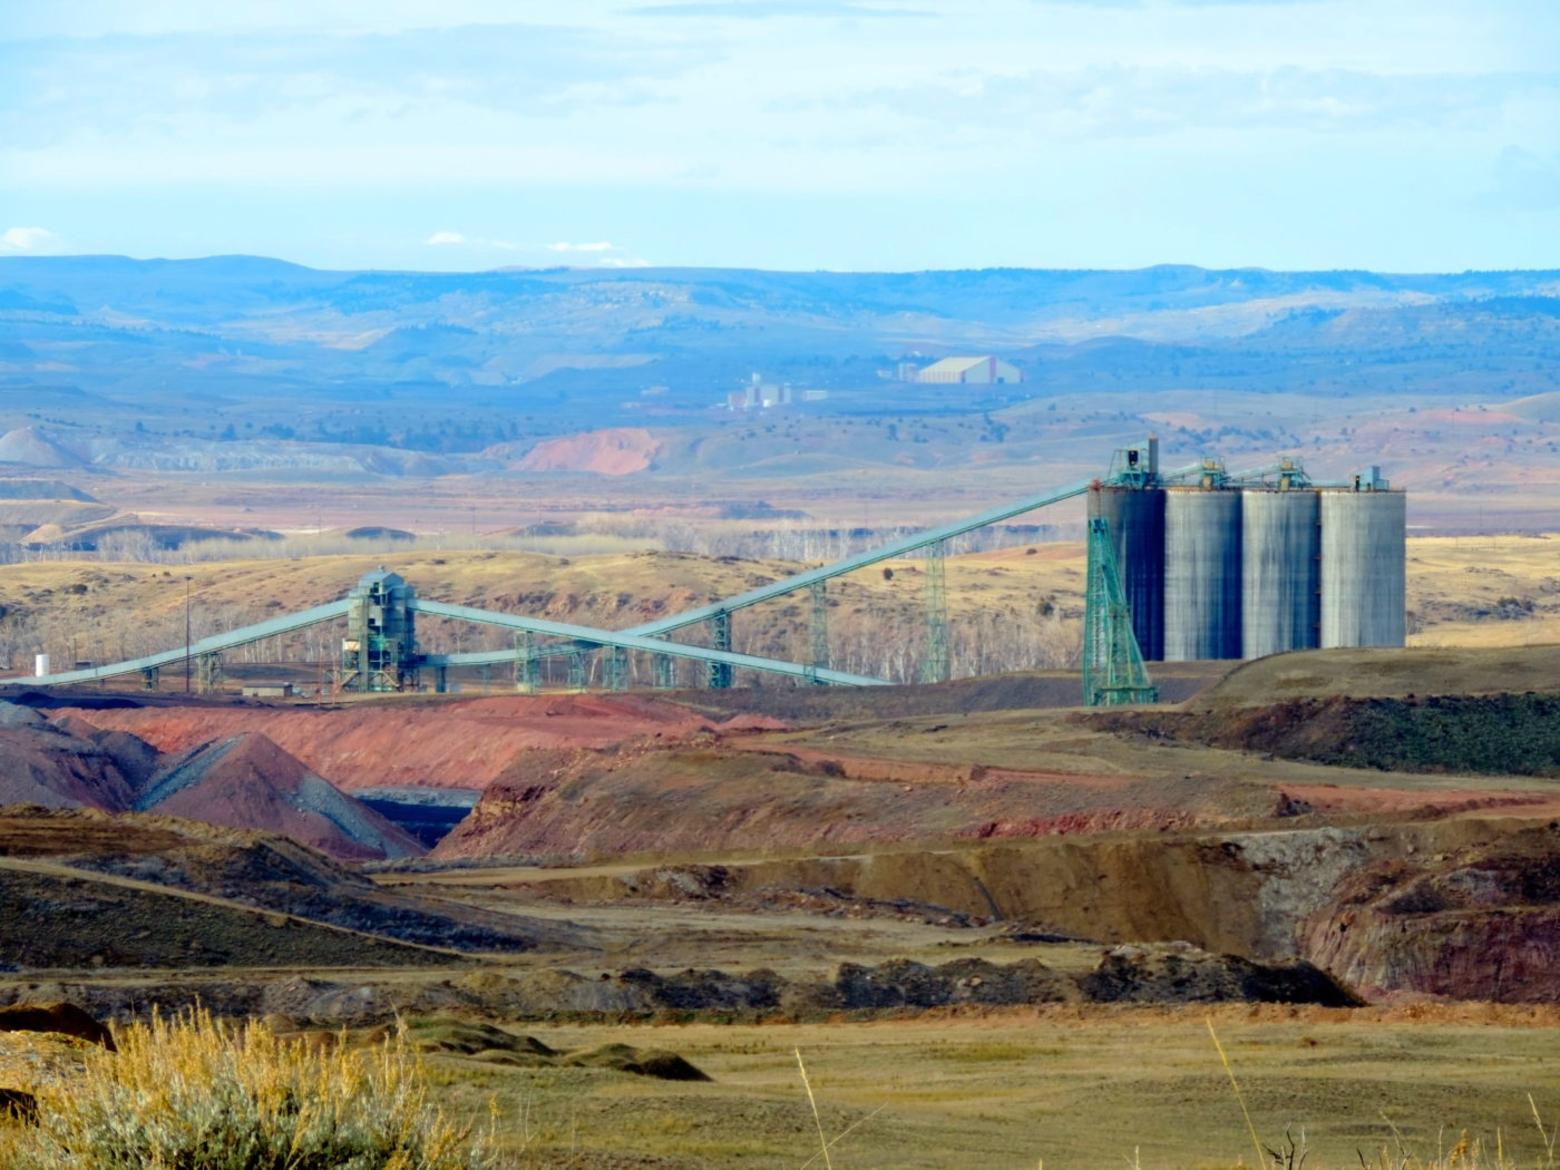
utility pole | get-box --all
[184,575,193,694]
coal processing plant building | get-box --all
[1088,445,1405,662]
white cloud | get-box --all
[424,229,467,245]
[597,255,651,267]
[547,240,615,252]
[0,226,57,252]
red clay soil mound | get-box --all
[0,706,138,811]
[65,694,717,792]
[432,742,1268,862]
[512,427,660,475]
[135,733,422,861]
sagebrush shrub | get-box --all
[0,1008,494,1170]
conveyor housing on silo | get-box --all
[1241,478,1321,659]
[1164,464,1243,661]
[1320,467,1406,648]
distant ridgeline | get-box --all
[0,256,1557,445]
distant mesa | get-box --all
[20,516,282,553]
[0,478,99,503]
[1504,390,1560,422]
[0,427,83,469]
[343,526,416,541]
[507,427,661,476]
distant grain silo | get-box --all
[1241,488,1321,658]
[1087,482,1166,661]
[1320,469,1406,648]
[1164,486,1243,661]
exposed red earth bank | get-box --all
[60,694,721,792]
[0,705,418,859]
[508,427,661,475]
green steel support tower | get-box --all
[604,646,629,692]
[706,610,733,688]
[515,630,540,693]
[809,580,829,677]
[653,654,677,689]
[568,649,590,690]
[920,539,951,684]
[196,652,223,694]
[1082,517,1158,706]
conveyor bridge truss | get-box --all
[5,442,1277,704]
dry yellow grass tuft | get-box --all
[0,1009,494,1170]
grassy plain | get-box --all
[416,1008,1560,1170]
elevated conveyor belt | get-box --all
[412,600,886,686]
[3,600,352,688]
[451,458,1251,670]
[2,453,1281,692]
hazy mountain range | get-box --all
[1,256,1558,456]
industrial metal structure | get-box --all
[1082,517,1158,706]
[1088,447,1406,664]
[3,441,1406,705]
[1320,468,1407,649]
[339,569,419,692]
[1241,485,1321,659]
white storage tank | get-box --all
[1164,487,1243,661]
[1320,474,1406,648]
[1241,488,1321,658]
[34,653,50,678]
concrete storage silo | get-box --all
[1164,487,1243,660]
[1241,488,1321,658]
[1086,483,1165,661]
[1320,473,1406,648]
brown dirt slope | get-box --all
[0,807,586,957]
[679,661,1225,722]
[432,742,1276,864]
[0,856,452,970]
[1093,692,1560,777]
[1194,644,1560,707]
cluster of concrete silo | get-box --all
[1088,462,1406,662]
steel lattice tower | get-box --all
[809,580,829,678]
[514,630,540,693]
[921,539,951,684]
[1083,517,1158,706]
[706,609,733,688]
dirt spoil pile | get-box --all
[135,732,423,861]
[66,694,718,792]
[0,706,138,811]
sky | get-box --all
[0,0,1557,272]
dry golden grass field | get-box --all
[414,1007,1560,1170]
